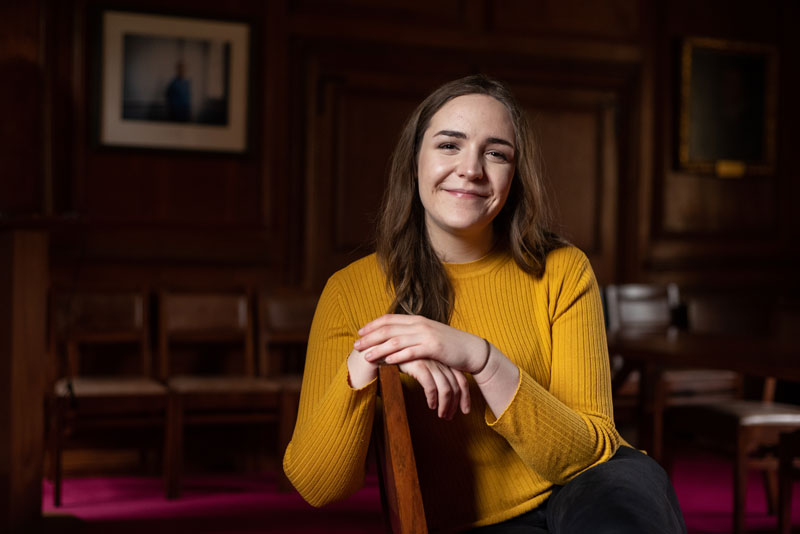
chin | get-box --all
[443,218,492,235]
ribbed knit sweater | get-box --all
[283,245,622,533]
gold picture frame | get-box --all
[678,37,778,178]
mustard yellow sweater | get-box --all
[283,246,621,533]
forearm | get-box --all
[283,363,377,506]
[472,342,520,418]
[488,371,619,484]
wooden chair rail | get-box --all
[375,364,428,534]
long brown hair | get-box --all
[376,74,565,324]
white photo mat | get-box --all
[100,10,250,152]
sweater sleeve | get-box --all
[486,248,619,484]
[282,275,378,506]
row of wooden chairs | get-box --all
[46,288,318,506]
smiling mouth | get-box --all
[444,189,489,198]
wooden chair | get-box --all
[47,289,168,506]
[779,429,800,534]
[257,289,318,488]
[159,290,286,498]
[373,365,428,534]
[663,295,800,534]
[258,289,318,377]
[605,284,741,460]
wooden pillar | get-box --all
[0,230,48,533]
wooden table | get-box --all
[607,330,800,458]
[608,330,800,382]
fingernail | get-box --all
[353,339,361,348]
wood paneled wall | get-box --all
[2,1,797,529]
[2,0,797,294]
[634,0,799,289]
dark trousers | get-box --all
[468,446,686,534]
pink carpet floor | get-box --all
[42,451,800,533]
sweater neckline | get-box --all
[442,246,509,279]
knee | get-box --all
[547,447,686,534]
[576,447,670,494]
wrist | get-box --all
[347,349,378,389]
[472,338,492,376]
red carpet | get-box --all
[43,473,384,533]
[43,451,800,533]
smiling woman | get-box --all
[283,75,687,534]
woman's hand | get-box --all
[355,314,488,374]
[347,341,470,419]
[355,313,521,418]
[397,359,470,419]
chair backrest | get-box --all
[605,283,681,334]
[50,290,150,379]
[158,290,253,380]
[686,292,776,400]
[258,290,318,377]
[686,293,773,337]
[373,365,428,534]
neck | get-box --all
[427,226,494,263]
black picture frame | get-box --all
[99,10,250,153]
[678,37,778,177]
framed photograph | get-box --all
[99,10,250,152]
[678,37,778,177]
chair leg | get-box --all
[733,431,749,534]
[779,437,794,534]
[637,363,657,456]
[52,397,64,507]
[763,466,779,516]
[165,393,183,499]
[651,374,667,463]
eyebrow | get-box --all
[433,129,515,149]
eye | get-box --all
[487,150,510,162]
[438,142,459,151]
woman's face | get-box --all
[417,94,516,250]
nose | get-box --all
[456,148,483,180]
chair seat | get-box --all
[168,375,282,394]
[686,401,800,427]
[55,377,167,397]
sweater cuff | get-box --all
[485,370,525,426]
[337,360,378,394]
[346,368,378,392]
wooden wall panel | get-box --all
[662,174,776,234]
[8,0,792,297]
[533,102,617,283]
[79,1,266,227]
[302,47,465,288]
[0,3,43,217]
[303,42,633,288]
[42,0,292,289]
[288,0,470,28]
[0,231,48,533]
[488,0,641,41]
[333,91,413,250]
[637,0,796,286]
